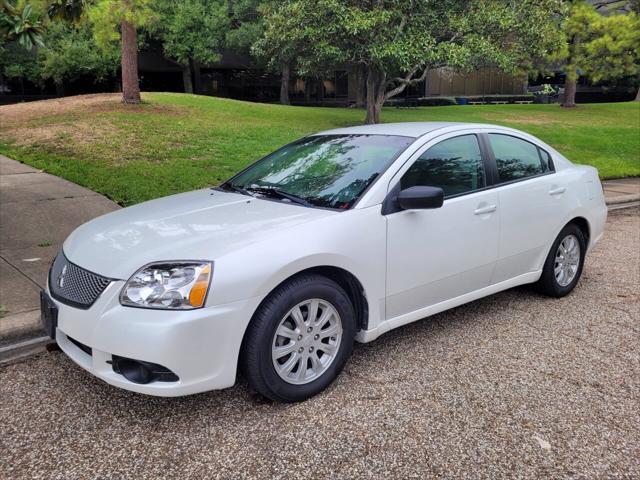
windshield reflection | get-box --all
[226,134,414,209]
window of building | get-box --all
[335,71,348,97]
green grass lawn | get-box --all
[1,92,638,206]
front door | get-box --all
[385,134,500,320]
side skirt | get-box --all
[355,271,542,343]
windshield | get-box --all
[225,134,414,209]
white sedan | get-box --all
[41,122,607,402]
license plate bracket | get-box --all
[40,291,58,340]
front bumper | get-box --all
[50,281,262,397]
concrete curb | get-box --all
[605,192,640,211]
[606,193,640,206]
[0,336,53,366]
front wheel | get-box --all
[537,223,586,297]
[240,274,356,402]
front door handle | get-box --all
[474,204,497,215]
[549,186,566,195]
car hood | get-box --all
[63,189,335,279]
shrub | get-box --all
[385,96,457,107]
[455,94,535,103]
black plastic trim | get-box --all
[111,355,179,383]
[67,335,92,356]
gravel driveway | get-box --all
[2,208,638,480]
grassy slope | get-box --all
[1,92,638,206]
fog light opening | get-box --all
[117,359,154,384]
[111,355,179,384]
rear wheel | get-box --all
[537,223,586,297]
[240,274,356,402]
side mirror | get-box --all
[397,186,444,210]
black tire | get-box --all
[537,223,586,297]
[240,273,356,402]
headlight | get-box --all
[120,261,212,310]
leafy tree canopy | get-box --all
[259,0,566,122]
[563,1,639,83]
[153,0,227,67]
[1,0,46,50]
[88,0,155,51]
[225,0,263,56]
[39,19,118,84]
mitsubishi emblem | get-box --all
[57,265,67,288]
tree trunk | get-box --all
[304,77,312,103]
[364,65,386,124]
[182,64,193,93]
[54,81,64,97]
[635,86,640,102]
[562,76,577,108]
[120,19,141,104]
[317,78,325,105]
[191,58,202,94]
[280,62,290,105]
[355,64,366,109]
[561,35,579,108]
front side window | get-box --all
[489,134,552,183]
[226,134,414,209]
[400,135,485,197]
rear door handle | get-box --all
[474,204,497,215]
[549,186,566,195]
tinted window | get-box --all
[228,134,413,209]
[489,134,551,182]
[400,135,485,197]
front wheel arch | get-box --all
[238,272,357,401]
[236,266,367,373]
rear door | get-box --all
[385,133,500,320]
[482,132,567,283]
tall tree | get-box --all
[1,0,46,50]
[153,0,227,94]
[561,1,639,106]
[89,0,154,104]
[252,1,299,105]
[260,0,565,123]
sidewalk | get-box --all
[0,155,119,356]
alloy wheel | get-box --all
[555,234,581,287]
[271,298,343,385]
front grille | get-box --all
[49,251,112,309]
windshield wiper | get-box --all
[244,186,314,207]
[218,182,251,196]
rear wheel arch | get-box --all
[566,216,591,247]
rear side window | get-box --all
[489,134,553,183]
[400,135,485,197]
[538,148,554,172]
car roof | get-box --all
[314,122,501,139]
